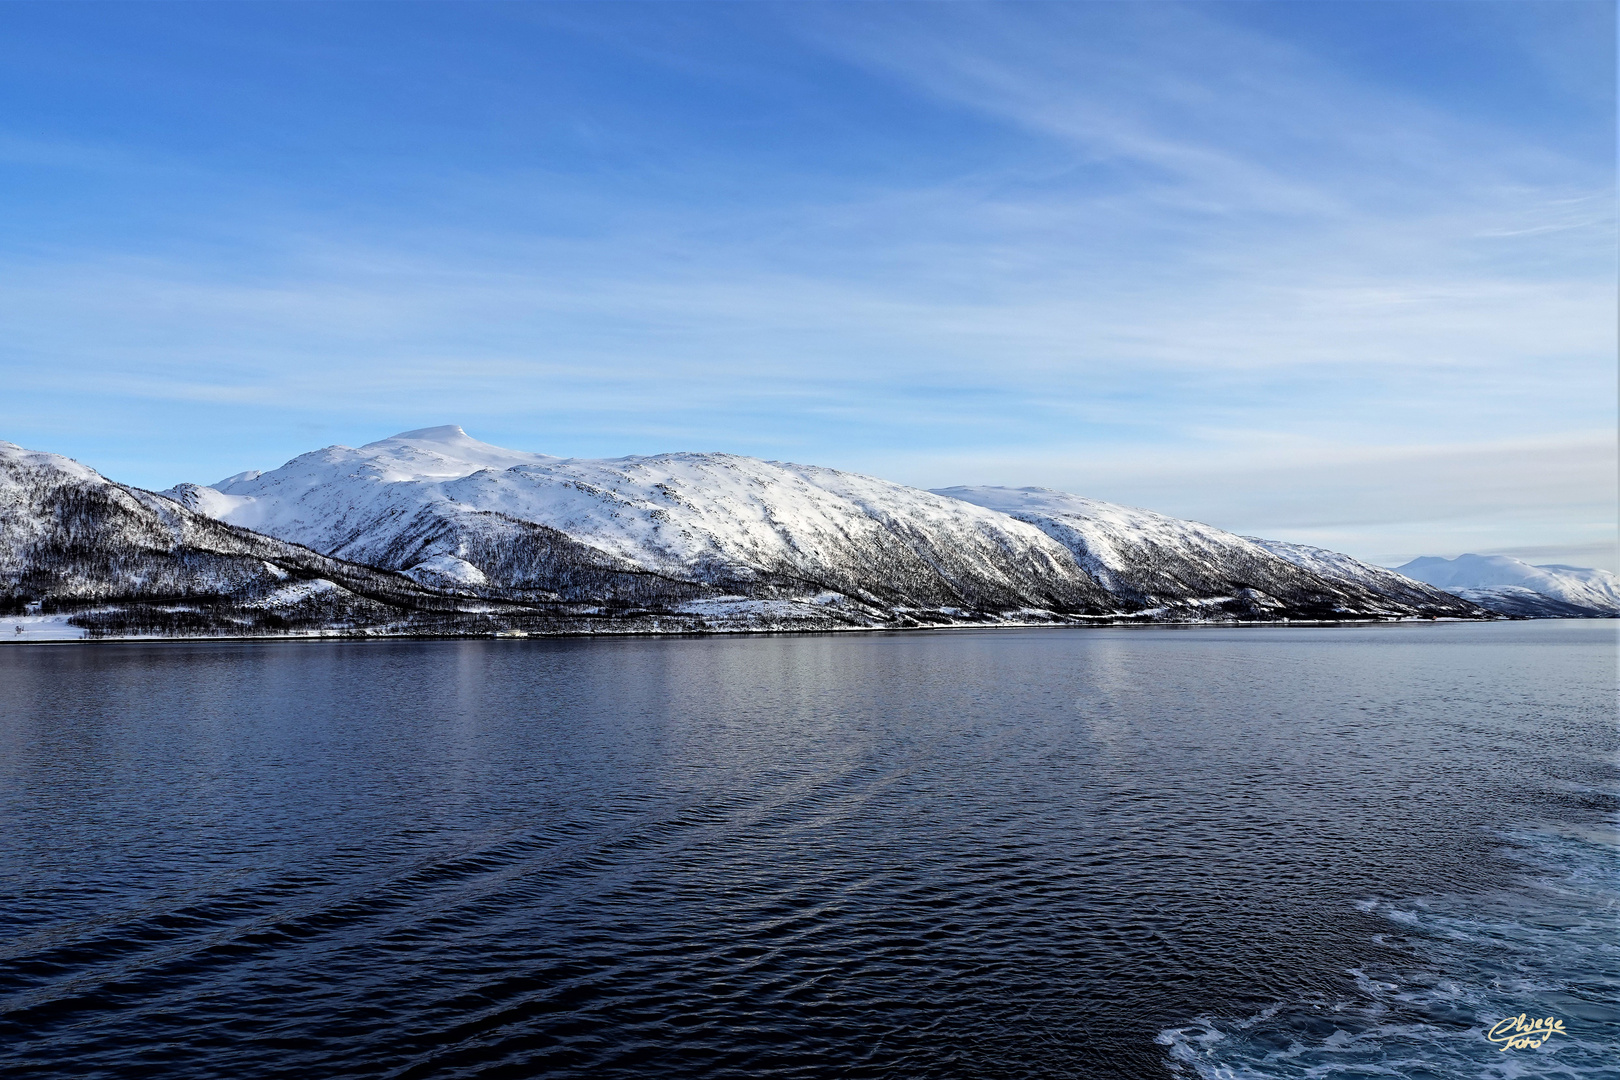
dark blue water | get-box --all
[1,622,1614,1079]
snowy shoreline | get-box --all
[0,611,1495,646]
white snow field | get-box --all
[0,613,88,641]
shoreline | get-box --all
[0,612,1519,647]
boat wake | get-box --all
[1158,828,1619,1079]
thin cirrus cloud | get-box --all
[0,2,1612,567]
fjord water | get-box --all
[1,623,1614,1079]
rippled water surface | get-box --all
[1,622,1615,1079]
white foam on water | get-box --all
[1158,829,1620,1079]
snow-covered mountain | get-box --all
[2,427,1508,639]
[1394,554,1620,618]
[166,426,1116,616]
[0,440,473,636]
[0,439,905,638]
[166,426,1481,623]
[0,430,1021,640]
[936,487,1477,619]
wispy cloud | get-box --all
[0,2,1611,565]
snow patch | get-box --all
[0,614,88,641]
[402,554,489,587]
[246,579,341,609]
[164,483,264,527]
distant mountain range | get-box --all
[5,424,1594,641]
[1395,554,1620,618]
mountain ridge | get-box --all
[170,427,1481,624]
[1,429,1504,639]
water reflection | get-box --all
[0,622,1613,1079]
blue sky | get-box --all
[1,1,1614,567]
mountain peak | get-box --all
[295,426,563,481]
[379,425,473,444]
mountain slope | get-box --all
[1394,554,1620,618]
[0,441,774,638]
[935,486,1481,620]
[0,440,594,636]
[172,429,1483,622]
[171,426,1119,616]
[1,441,438,633]
[1243,537,1476,612]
